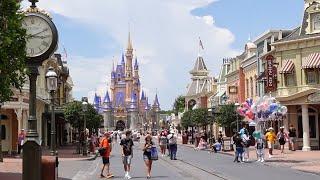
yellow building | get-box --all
[270,1,320,150]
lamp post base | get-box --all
[23,139,42,180]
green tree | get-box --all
[191,108,208,128]
[64,101,102,132]
[173,96,185,115]
[0,0,27,103]
[215,104,242,128]
[181,110,193,129]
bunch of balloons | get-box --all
[237,96,288,121]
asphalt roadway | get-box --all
[58,140,320,180]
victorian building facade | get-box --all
[0,53,73,154]
[261,0,320,150]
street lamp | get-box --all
[45,67,58,155]
[82,97,88,156]
[234,102,240,132]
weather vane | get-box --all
[29,0,39,8]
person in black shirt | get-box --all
[120,130,134,179]
[233,133,244,163]
[143,134,154,179]
[289,124,297,151]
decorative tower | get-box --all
[152,93,160,130]
[127,92,138,130]
[93,93,101,111]
[103,91,114,130]
[125,32,134,102]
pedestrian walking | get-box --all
[253,130,265,162]
[233,133,244,163]
[158,131,167,157]
[265,127,276,158]
[17,129,25,155]
[277,126,288,154]
[242,130,250,162]
[143,135,154,179]
[288,124,297,151]
[99,132,113,178]
[120,130,134,179]
[167,130,178,160]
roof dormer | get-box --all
[305,1,320,34]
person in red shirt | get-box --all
[100,132,113,178]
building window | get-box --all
[250,77,253,98]
[1,125,5,140]
[255,76,258,97]
[312,13,320,31]
[298,115,316,139]
[246,79,249,98]
[285,73,296,86]
[306,70,317,84]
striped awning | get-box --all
[279,60,295,74]
[302,53,320,69]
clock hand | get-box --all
[30,28,49,37]
[31,35,51,39]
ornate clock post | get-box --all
[22,1,58,180]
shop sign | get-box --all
[228,86,238,94]
[265,55,276,92]
[308,92,320,102]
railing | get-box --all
[277,85,320,97]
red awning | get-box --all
[302,53,320,69]
[279,60,295,74]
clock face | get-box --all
[22,15,53,57]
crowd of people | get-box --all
[231,123,297,163]
[96,128,179,179]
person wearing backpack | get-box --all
[277,126,288,154]
[99,132,113,178]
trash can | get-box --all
[42,156,58,180]
[182,135,188,144]
[223,137,232,151]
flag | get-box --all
[199,37,204,50]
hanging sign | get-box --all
[265,55,276,92]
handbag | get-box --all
[150,146,158,161]
[98,147,106,156]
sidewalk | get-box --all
[0,145,96,179]
[178,137,320,175]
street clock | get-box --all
[22,5,58,64]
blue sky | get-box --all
[24,0,304,110]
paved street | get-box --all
[58,139,320,180]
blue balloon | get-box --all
[269,103,278,112]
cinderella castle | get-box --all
[93,33,161,131]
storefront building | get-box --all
[268,1,320,150]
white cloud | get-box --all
[25,0,239,109]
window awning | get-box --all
[279,60,295,74]
[302,53,320,69]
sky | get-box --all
[22,0,303,110]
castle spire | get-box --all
[121,53,125,64]
[134,56,139,70]
[127,31,133,50]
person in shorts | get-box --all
[265,127,276,158]
[158,131,168,156]
[143,134,154,179]
[99,132,113,178]
[277,126,288,154]
[288,124,297,151]
[120,130,134,179]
